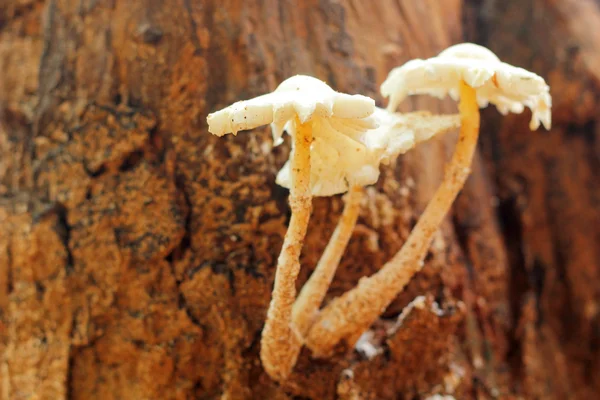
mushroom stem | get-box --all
[292,185,363,337]
[305,81,480,357]
[260,117,313,381]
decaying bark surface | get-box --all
[0,0,598,399]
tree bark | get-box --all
[1,0,598,399]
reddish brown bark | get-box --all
[0,0,598,399]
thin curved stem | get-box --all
[305,81,480,357]
[260,117,313,381]
[292,185,363,337]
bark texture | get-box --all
[0,0,598,399]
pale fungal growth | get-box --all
[290,108,460,338]
[354,330,382,360]
[208,75,460,379]
[305,43,552,357]
[381,42,551,130]
[207,75,375,381]
[276,107,460,197]
[425,395,457,400]
[207,75,375,140]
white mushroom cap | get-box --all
[207,75,459,197]
[275,113,382,196]
[206,75,376,145]
[276,108,460,196]
[364,109,461,166]
[380,43,552,130]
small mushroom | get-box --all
[275,107,461,197]
[305,43,552,357]
[207,75,375,381]
[290,107,460,338]
[382,43,551,130]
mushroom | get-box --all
[289,107,461,337]
[275,107,461,197]
[304,43,552,357]
[207,75,376,381]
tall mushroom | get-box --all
[288,107,461,338]
[207,75,376,381]
[305,43,552,357]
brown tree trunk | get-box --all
[1,0,599,399]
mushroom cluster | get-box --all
[206,43,552,381]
